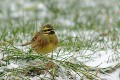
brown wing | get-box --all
[31,33,49,49]
[20,32,40,46]
[31,32,41,42]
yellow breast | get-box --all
[31,33,58,54]
[32,43,57,54]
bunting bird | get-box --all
[20,24,58,54]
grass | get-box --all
[0,0,120,80]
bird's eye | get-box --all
[50,31,55,34]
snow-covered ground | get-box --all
[0,0,120,80]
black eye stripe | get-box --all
[42,29,54,31]
[43,31,55,35]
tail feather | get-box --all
[19,42,32,46]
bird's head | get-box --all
[41,24,55,35]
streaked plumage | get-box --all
[21,24,58,54]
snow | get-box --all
[0,0,120,79]
[99,69,120,80]
[0,52,3,59]
[50,48,120,80]
[84,50,119,68]
[7,63,19,69]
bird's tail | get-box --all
[19,42,32,46]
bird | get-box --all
[20,24,58,54]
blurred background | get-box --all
[0,0,120,43]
